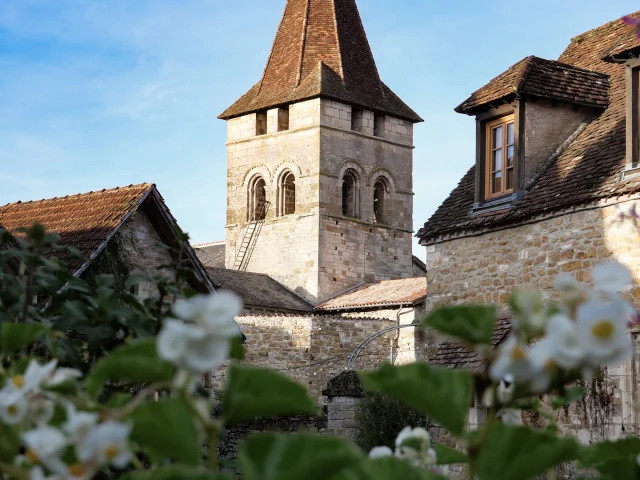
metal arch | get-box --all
[346,324,418,370]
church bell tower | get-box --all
[219,0,422,303]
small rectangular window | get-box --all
[374,114,385,137]
[485,114,515,199]
[256,111,267,136]
[277,107,289,132]
[352,108,364,131]
[629,68,640,169]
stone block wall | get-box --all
[117,210,175,298]
[425,199,640,311]
[211,314,395,401]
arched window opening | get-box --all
[249,176,267,221]
[342,170,359,218]
[278,171,296,216]
[373,179,387,224]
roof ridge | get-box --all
[0,183,154,209]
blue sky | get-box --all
[0,0,638,256]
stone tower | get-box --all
[219,0,422,303]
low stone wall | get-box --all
[212,314,396,401]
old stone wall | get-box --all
[118,210,175,298]
[425,198,640,310]
[212,313,395,401]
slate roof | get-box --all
[206,267,313,313]
[455,56,609,114]
[430,314,512,370]
[194,241,226,268]
[412,255,427,274]
[315,277,427,311]
[418,12,640,244]
[219,0,421,123]
[0,184,214,292]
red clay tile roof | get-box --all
[430,314,512,370]
[315,277,427,311]
[219,0,422,122]
[455,56,609,114]
[0,184,153,273]
[418,12,640,244]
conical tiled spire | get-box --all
[219,0,422,122]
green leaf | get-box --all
[0,323,51,354]
[423,305,498,345]
[239,433,362,480]
[230,335,245,361]
[579,437,640,468]
[334,456,447,480]
[122,466,232,480]
[85,339,175,397]
[130,397,201,466]
[433,443,468,465]
[124,468,230,480]
[360,363,472,436]
[476,423,579,480]
[0,422,20,462]
[222,365,317,424]
[595,458,640,479]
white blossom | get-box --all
[62,404,99,444]
[173,291,242,335]
[0,393,28,425]
[577,299,631,366]
[44,368,82,388]
[497,408,522,425]
[77,421,132,468]
[543,314,585,370]
[29,466,61,480]
[21,426,67,473]
[511,289,547,333]
[368,446,393,459]
[490,336,537,383]
[592,261,633,294]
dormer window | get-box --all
[485,114,515,199]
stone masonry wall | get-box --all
[425,198,640,444]
[211,314,395,401]
[224,97,417,303]
[117,210,175,298]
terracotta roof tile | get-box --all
[206,267,313,313]
[219,0,421,122]
[0,184,152,273]
[315,277,427,310]
[418,12,640,243]
[430,314,512,370]
[456,56,609,114]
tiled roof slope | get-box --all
[219,0,422,122]
[315,277,427,311]
[206,267,313,313]
[194,242,226,269]
[455,56,609,114]
[430,314,512,370]
[418,12,640,243]
[0,184,152,272]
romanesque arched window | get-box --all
[373,178,389,224]
[248,176,267,221]
[342,169,360,218]
[278,170,296,216]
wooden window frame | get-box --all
[484,114,515,200]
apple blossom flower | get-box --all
[62,404,99,444]
[511,289,547,334]
[21,426,68,473]
[368,446,393,458]
[543,314,585,370]
[77,421,132,469]
[592,261,633,294]
[172,291,242,336]
[490,336,537,384]
[577,299,632,366]
[0,393,28,425]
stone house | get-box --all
[0,183,214,296]
[417,13,640,442]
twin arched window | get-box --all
[248,171,297,221]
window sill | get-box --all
[470,193,517,216]
[620,165,640,181]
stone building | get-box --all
[217,0,423,304]
[0,184,214,295]
[417,13,640,443]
